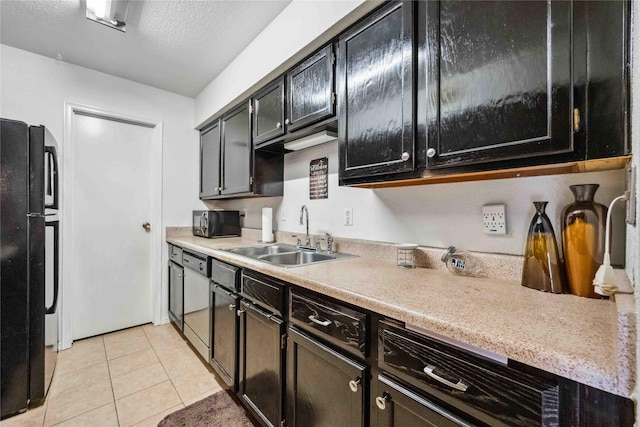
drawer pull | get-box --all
[308,314,332,327]
[228,304,236,311]
[348,377,361,392]
[375,392,391,410]
[424,365,469,392]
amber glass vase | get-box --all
[522,201,565,293]
[562,184,607,298]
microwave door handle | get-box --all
[46,220,59,314]
[200,212,207,235]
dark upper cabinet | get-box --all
[286,44,335,132]
[421,1,574,169]
[253,77,285,146]
[286,327,366,427]
[200,99,284,200]
[338,1,416,182]
[199,121,222,198]
[221,101,252,195]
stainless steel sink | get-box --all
[227,244,298,258]
[225,244,356,268]
[259,251,337,266]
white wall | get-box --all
[207,141,627,260]
[0,45,201,342]
[194,0,379,128]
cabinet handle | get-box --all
[276,122,281,128]
[285,119,291,125]
[348,377,361,392]
[236,309,246,317]
[427,148,437,158]
[228,304,236,311]
[308,314,331,327]
[375,392,391,410]
[423,365,468,392]
[177,274,182,278]
[573,108,581,133]
[401,152,410,161]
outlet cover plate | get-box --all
[344,207,353,226]
[482,204,507,235]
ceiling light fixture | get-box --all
[283,130,338,151]
[86,0,129,32]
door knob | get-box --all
[348,377,361,392]
[142,222,151,231]
[376,392,391,410]
[401,152,410,161]
[427,148,437,158]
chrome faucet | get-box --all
[299,205,311,248]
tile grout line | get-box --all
[103,334,122,427]
[46,336,113,427]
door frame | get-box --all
[62,103,163,349]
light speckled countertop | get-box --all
[166,232,636,398]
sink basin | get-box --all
[259,251,337,266]
[227,244,298,258]
[225,244,356,268]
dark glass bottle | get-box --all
[522,201,565,293]
[562,184,607,298]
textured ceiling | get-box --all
[0,0,292,97]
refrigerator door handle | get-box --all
[45,220,59,315]
[44,146,58,210]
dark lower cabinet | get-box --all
[168,261,183,331]
[286,327,367,427]
[210,284,239,390]
[338,1,416,182]
[375,375,474,427]
[239,300,285,427]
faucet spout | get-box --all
[299,205,310,247]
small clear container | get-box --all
[396,244,418,268]
[441,246,485,277]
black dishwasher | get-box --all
[238,270,286,427]
[209,258,240,390]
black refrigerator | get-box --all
[1,118,60,419]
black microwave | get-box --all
[193,210,241,238]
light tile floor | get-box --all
[1,323,224,427]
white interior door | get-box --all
[71,113,154,339]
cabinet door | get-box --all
[287,327,366,427]
[221,101,252,195]
[168,262,183,331]
[422,1,573,168]
[238,301,284,427]
[211,285,239,390]
[375,375,474,427]
[199,121,221,198]
[254,78,285,145]
[338,1,414,180]
[286,45,335,132]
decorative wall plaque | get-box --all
[309,157,328,200]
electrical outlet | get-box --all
[281,206,287,221]
[482,204,507,235]
[344,208,353,226]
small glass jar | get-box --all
[441,246,485,277]
[396,244,417,268]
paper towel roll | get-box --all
[262,208,274,243]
